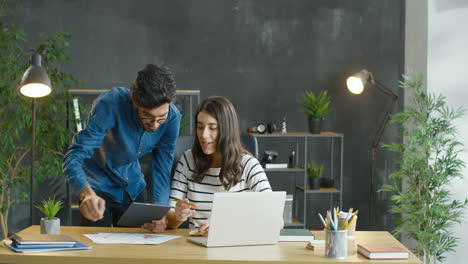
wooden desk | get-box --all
[0,226,421,264]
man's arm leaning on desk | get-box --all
[63,97,114,222]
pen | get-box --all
[318,213,327,228]
[173,199,196,207]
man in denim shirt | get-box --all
[63,64,181,227]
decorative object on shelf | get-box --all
[287,148,296,168]
[307,162,323,190]
[320,177,334,188]
[260,150,278,168]
[36,196,63,235]
[266,122,276,133]
[346,69,398,230]
[298,90,331,134]
[283,194,293,224]
[281,117,287,133]
[246,123,266,134]
[381,74,467,263]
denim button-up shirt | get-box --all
[63,87,181,205]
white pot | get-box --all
[40,217,60,234]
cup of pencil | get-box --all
[318,207,358,259]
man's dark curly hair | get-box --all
[131,64,176,108]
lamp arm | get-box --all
[368,88,398,230]
[373,79,398,101]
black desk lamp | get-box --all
[346,69,398,230]
[18,53,52,226]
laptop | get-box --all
[187,191,286,247]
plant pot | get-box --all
[309,178,321,190]
[40,217,60,234]
[320,177,334,188]
[308,118,323,134]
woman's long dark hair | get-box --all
[192,96,247,190]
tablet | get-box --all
[116,202,171,227]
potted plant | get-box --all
[307,162,324,190]
[298,90,331,134]
[381,74,467,264]
[36,196,63,234]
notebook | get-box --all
[279,228,315,242]
[3,239,91,253]
[358,243,409,260]
[187,191,286,247]
[9,233,76,245]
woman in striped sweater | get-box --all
[144,96,272,234]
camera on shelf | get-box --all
[247,122,276,134]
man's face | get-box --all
[136,103,169,132]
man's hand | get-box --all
[174,199,195,222]
[142,216,168,233]
[79,186,105,222]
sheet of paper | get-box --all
[84,233,180,245]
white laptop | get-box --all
[187,191,286,247]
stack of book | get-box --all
[279,229,315,242]
[4,233,91,253]
[306,240,325,251]
[357,243,409,260]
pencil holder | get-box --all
[325,229,347,259]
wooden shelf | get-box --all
[296,186,340,193]
[264,168,304,172]
[248,132,343,137]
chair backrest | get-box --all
[172,135,195,175]
[240,132,259,159]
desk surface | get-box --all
[0,226,421,264]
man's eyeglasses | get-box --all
[140,117,168,125]
[138,107,168,125]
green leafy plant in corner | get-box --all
[298,90,331,119]
[35,197,63,220]
[307,161,324,179]
[0,0,81,238]
[381,74,467,264]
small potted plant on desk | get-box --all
[307,162,324,190]
[298,90,331,134]
[36,196,63,235]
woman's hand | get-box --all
[141,215,168,233]
[198,218,210,236]
[175,199,195,222]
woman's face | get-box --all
[196,111,219,156]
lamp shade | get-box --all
[18,54,51,98]
[346,69,371,95]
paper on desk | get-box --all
[84,233,180,245]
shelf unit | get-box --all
[249,132,344,228]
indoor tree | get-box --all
[0,0,81,238]
[381,74,467,264]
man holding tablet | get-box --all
[63,64,181,228]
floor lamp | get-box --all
[346,69,398,230]
[18,54,52,226]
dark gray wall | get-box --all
[12,0,404,232]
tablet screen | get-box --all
[116,202,171,227]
